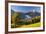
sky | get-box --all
[11,5,41,13]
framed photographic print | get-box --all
[5,1,45,34]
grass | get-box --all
[30,22,41,27]
[19,22,41,28]
[11,22,41,28]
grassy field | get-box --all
[19,22,41,28]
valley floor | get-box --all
[19,22,41,28]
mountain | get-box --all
[11,9,15,15]
[11,10,40,20]
[26,11,40,17]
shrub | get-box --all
[25,21,32,25]
[31,16,40,23]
